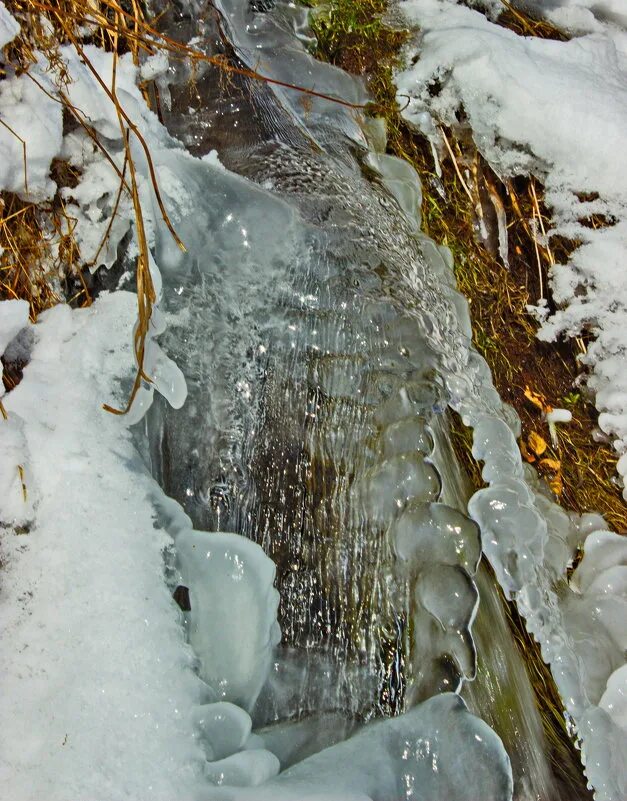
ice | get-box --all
[193,703,252,760]
[416,565,478,629]
[0,1,19,49]
[205,749,280,787]
[213,0,369,146]
[144,338,188,410]
[571,530,627,593]
[176,530,281,711]
[355,453,442,523]
[367,152,423,230]
[471,416,524,484]
[600,664,627,731]
[469,481,547,596]
[390,501,480,697]
[256,714,360,770]
[379,417,434,458]
[390,501,481,574]
[199,693,513,801]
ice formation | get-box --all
[2,1,626,799]
[196,693,513,801]
[176,530,281,711]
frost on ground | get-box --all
[395,0,627,497]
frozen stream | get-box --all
[131,1,602,799]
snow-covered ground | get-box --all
[395,0,627,498]
[0,295,206,800]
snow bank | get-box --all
[0,67,63,200]
[0,0,19,49]
[518,0,627,36]
[0,293,206,801]
[395,0,627,497]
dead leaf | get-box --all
[520,441,536,463]
[528,431,547,456]
[548,474,563,496]
[539,457,561,473]
[524,385,552,414]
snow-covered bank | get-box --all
[0,293,206,800]
[395,0,627,498]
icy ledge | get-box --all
[427,241,627,799]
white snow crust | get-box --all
[0,0,19,49]
[0,293,206,800]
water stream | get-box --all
[135,1,594,798]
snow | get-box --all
[395,0,627,498]
[519,0,627,36]
[0,0,19,49]
[0,68,63,200]
[0,293,206,801]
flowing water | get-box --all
[137,1,592,798]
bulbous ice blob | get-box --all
[600,664,627,732]
[378,417,434,459]
[354,453,441,523]
[411,611,476,695]
[177,530,281,711]
[368,152,422,230]
[373,387,432,426]
[200,693,513,801]
[416,565,479,629]
[560,593,624,705]
[532,493,577,578]
[471,416,523,484]
[389,501,480,698]
[205,748,280,787]
[390,501,481,574]
[468,483,547,597]
[193,702,252,760]
[578,705,627,801]
[571,530,627,593]
[586,565,627,598]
